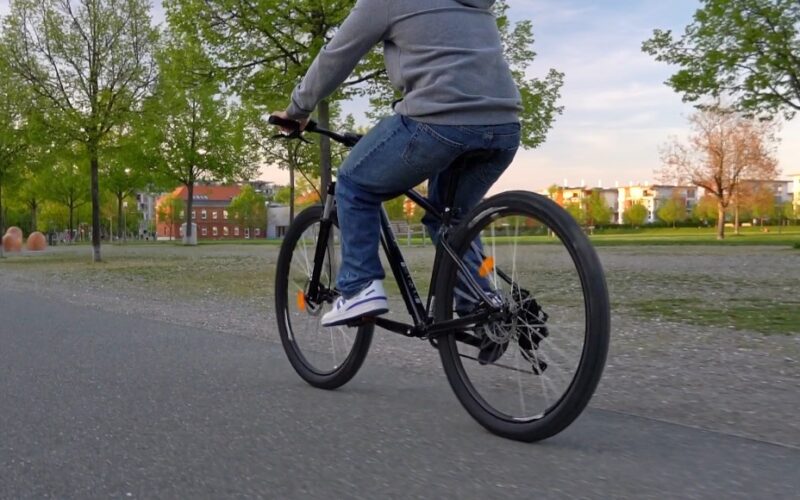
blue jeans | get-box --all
[335,114,520,298]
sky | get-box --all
[2,0,799,193]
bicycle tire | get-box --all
[275,205,373,390]
[435,191,610,442]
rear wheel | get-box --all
[435,191,610,441]
[275,205,373,389]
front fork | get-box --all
[306,182,337,304]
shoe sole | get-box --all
[321,300,389,327]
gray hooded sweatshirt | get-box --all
[287,0,522,125]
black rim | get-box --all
[445,202,595,423]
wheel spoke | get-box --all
[446,204,602,427]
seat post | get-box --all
[441,150,492,225]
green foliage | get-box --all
[693,194,720,222]
[229,185,267,234]
[643,0,800,119]
[565,202,586,226]
[272,186,292,205]
[493,1,563,149]
[585,190,613,225]
[622,203,649,226]
[137,33,259,238]
[156,193,184,240]
[0,49,32,248]
[2,0,160,259]
[657,197,688,227]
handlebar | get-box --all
[268,115,362,148]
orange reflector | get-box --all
[296,291,306,311]
[478,256,495,278]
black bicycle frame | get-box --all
[306,180,505,343]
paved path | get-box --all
[1,289,798,499]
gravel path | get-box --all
[2,243,798,447]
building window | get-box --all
[254,228,261,237]
[201,227,207,236]
[277,226,288,237]
[223,210,229,220]
[201,209,207,220]
[244,228,250,239]
[212,211,218,220]
[191,210,196,220]
[234,227,240,236]
[212,226,218,236]
[223,227,229,236]
[180,210,185,218]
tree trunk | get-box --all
[716,201,726,240]
[117,192,124,240]
[29,198,38,233]
[68,201,75,244]
[185,181,194,242]
[289,162,295,223]
[318,99,332,196]
[90,146,101,262]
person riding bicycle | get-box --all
[273,0,522,327]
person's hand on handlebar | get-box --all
[272,110,310,134]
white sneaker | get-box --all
[321,280,389,327]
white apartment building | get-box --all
[617,184,698,224]
[135,192,159,239]
[791,174,800,212]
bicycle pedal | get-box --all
[345,316,376,328]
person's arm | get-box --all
[285,0,389,121]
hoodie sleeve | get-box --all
[286,0,390,120]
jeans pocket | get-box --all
[401,123,467,175]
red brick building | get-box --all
[155,184,266,240]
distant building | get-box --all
[135,192,159,239]
[617,184,698,224]
[543,185,628,224]
[155,184,267,240]
[249,180,279,199]
[267,204,290,239]
[792,174,800,212]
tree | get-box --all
[692,194,720,224]
[622,203,649,226]
[494,1,564,149]
[43,159,90,241]
[584,190,613,226]
[0,52,29,257]
[658,107,779,239]
[228,185,267,238]
[744,183,777,226]
[102,129,151,240]
[138,34,258,244]
[165,0,563,190]
[643,0,800,119]
[2,0,159,261]
[657,195,688,228]
[155,193,183,241]
[565,202,587,226]
[164,0,384,195]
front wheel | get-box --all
[275,205,373,390]
[435,191,610,442]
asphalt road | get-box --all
[1,288,798,499]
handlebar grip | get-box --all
[268,114,301,131]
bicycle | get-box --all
[270,115,610,442]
